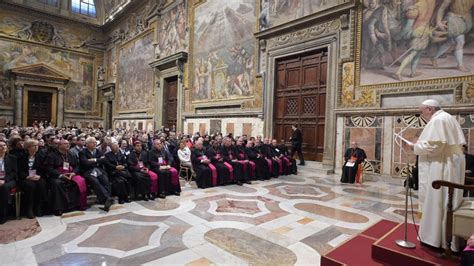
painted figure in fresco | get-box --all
[361,0,382,68]
[431,0,474,72]
[259,0,270,30]
[362,0,403,68]
[296,0,323,18]
[394,0,436,81]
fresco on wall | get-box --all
[192,0,256,102]
[156,0,188,58]
[360,0,474,86]
[0,80,13,106]
[117,32,154,111]
[105,47,116,83]
[0,40,94,111]
[266,0,342,28]
[0,10,102,50]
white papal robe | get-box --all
[414,110,465,250]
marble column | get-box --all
[57,87,65,127]
[14,84,23,126]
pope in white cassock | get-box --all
[409,99,465,251]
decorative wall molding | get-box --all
[266,19,341,50]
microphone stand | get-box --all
[394,131,416,249]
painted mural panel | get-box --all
[0,39,94,111]
[192,0,256,102]
[265,0,344,28]
[156,0,188,58]
[117,32,154,111]
[0,9,102,50]
[105,47,116,83]
[0,79,13,107]
[360,0,474,86]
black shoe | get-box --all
[147,193,155,201]
[35,208,43,217]
[26,210,35,219]
[143,195,149,201]
[298,163,305,166]
[118,199,125,204]
[236,181,243,186]
[125,198,132,203]
[158,193,166,199]
[0,217,6,224]
[104,198,113,212]
[173,191,180,196]
[53,210,63,217]
[245,181,252,184]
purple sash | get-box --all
[148,170,158,193]
[265,158,273,171]
[198,156,217,185]
[170,167,179,186]
[248,161,256,178]
[223,162,234,181]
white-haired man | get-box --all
[79,137,114,211]
[409,99,465,251]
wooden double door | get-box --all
[273,49,327,161]
[163,76,178,129]
[27,91,52,126]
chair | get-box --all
[179,162,192,182]
[9,188,21,219]
[432,180,474,257]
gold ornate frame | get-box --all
[339,4,474,109]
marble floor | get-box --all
[0,166,418,265]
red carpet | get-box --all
[321,235,385,266]
[321,220,460,266]
[373,223,459,266]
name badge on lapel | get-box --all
[63,162,70,170]
[138,161,144,169]
[158,157,164,164]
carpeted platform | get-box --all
[373,223,459,266]
[321,219,460,266]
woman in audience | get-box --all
[0,139,17,224]
[177,139,194,176]
[18,139,48,218]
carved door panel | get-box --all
[274,50,327,161]
[163,77,178,129]
[28,91,52,126]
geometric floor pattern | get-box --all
[0,166,416,265]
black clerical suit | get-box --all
[191,147,213,188]
[147,147,181,197]
[205,145,231,185]
[104,151,132,203]
[127,150,152,197]
[45,149,81,213]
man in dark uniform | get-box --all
[290,124,305,165]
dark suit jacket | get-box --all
[17,153,43,181]
[291,128,303,147]
[1,154,17,190]
[78,149,107,176]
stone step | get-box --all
[298,162,334,176]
